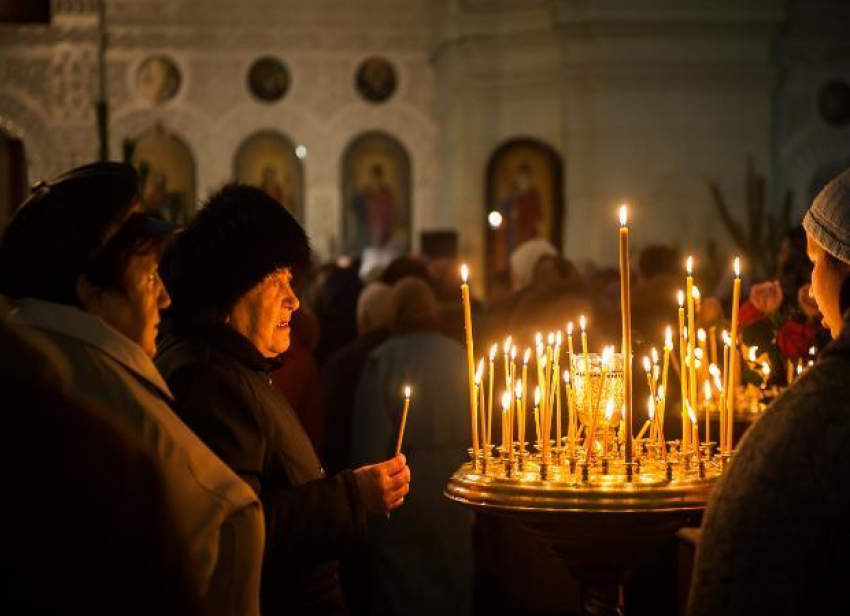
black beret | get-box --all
[0,162,140,304]
[161,183,310,320]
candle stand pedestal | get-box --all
[446,459,718,616]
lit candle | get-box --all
[475,360,486,455]
[395,386,412,456]
[678,290,690,449]
[487,344,497,451]
[703,379,712,446]
[533,386,541,443]
[619,205,634,476]
[522,349,530,456]
[661,326,672,427]
[580,315,590,426]
[727,258,741,453]
[688,404,700,461]
[502,391,512,461]
[686,257,698,451]
[460,265,480,463]
[636,395,653,442]
[515,380,524,459]
[564,370,576,456]
[721,331,730,454]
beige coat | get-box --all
[10,299,264,616]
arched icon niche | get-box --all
[233,130,304,221]
[341,131,411,257]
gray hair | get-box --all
[357,282,392,335]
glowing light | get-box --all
[534,386,541,407]
[295,145,307,159]
[734,257,741,277]
[567,322,574,336]
[648,395,655,419]
[677,290,685,307]
[686,256,694,276]
[704,380,712,401]
[475,360,484,384]
[665,326,673,349]
[489,344,498,361]
[697,329,706,342]
[651,347,659,365]
[488,210,503,229]
[503,337,512,355]
[619,204,628,227]
[563,370,570,384]
[642,356,651,373]
[692,286,701,300]
[579,315,587,332]
[460,264,469,283]
[515,380,523,399]
[523,348,531,365]
[404,385,411,399]
[605,399,615,421]
[502,391,511,410]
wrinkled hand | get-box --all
[353,454,411,516]
[798,284,820,319]
[749,281,783,314]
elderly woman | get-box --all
[687,167,850,616]
[155,184,411,616]
[0,163,264,616]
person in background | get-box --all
[3,320,201,616]
[351,277,473,616]
[156,184,411,616]
[0,163,265,616]
[687,167,850,616]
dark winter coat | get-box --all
[687,312,850,616]
[156,321,369,616]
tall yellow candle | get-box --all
[580,314,590,427]
[703,379,712,446]
[475,360,486,454]
[521,349,530,456]
[661,326,672,427]
[619,205,634,474]
[515,380,524,459]
[686,257,698,452]
[678,290,690,449]
[487,344,497,450]
[727,257,742,453]
[460,265,479,462]
[721,331,730,454]
[395,386,412,456]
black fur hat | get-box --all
[0,162,140,304]
[161,183,310,321]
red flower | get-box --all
[776,321,817,361]
[738,300,765,327]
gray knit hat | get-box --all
[803,166,850,263]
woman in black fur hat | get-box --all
[156,184,411,616]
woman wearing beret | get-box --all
[688,167,850,616]
[156,184,411,616]
[0,163,265,616]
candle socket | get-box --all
[504,459,514,479]
[698,460,706,479]
[624,462,635,482]
[634,458,641,475]
[600,457,610,475]
[539,462,550,481]
[568,457,577,475]
[666,462,675,482]
[517,454,525,472]
[580,463,590,483]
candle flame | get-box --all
[657,384,665,400]
[692,286,701,300]
[697,328,706,342]
[460,264,469,283]
[535,332,542,346]
[489,344,498,361]
[540,355,547,368]
[677,290,685,307]
[503,336,512,354]
[704,380,712,401]
[651,347,659,365]
[523,348,531,364]
[619,204,628,227]
[563,370,570,384]
[797,363,803,375]
[605,399,615,421]
[734,257,741,277]
[404,385,411,399]
[687,403,697,425]
[722,330,731,346]
[648,395,655,419]
[502,391,511,410]
[748,346,758,362]
[709,363,720,378]
[515,380,523,399]
[695,348,704,361]
[511,345,517,360]
[534,386,541,407]
[713,374,724,391]
[475,359,484,384]
[686,256,694,275]
[601,346,614,368]
[556,330,562,346]
[665,326,673,349]
[809,346,817,356]
[547,332,555,346]
[761,362,771,376]
[567,321,574,335]
[579,315,587,331]
[642,356,651,373]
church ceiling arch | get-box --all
[484,137,565,283]
[233,130,304,221]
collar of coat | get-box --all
[8,297,173,400]
[168,318,284,373]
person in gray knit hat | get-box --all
[802,166,850,338]
[687,167,850,616]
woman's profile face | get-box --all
[806,235,849,339]
[228,268,300,358]
[81,252,171,357]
